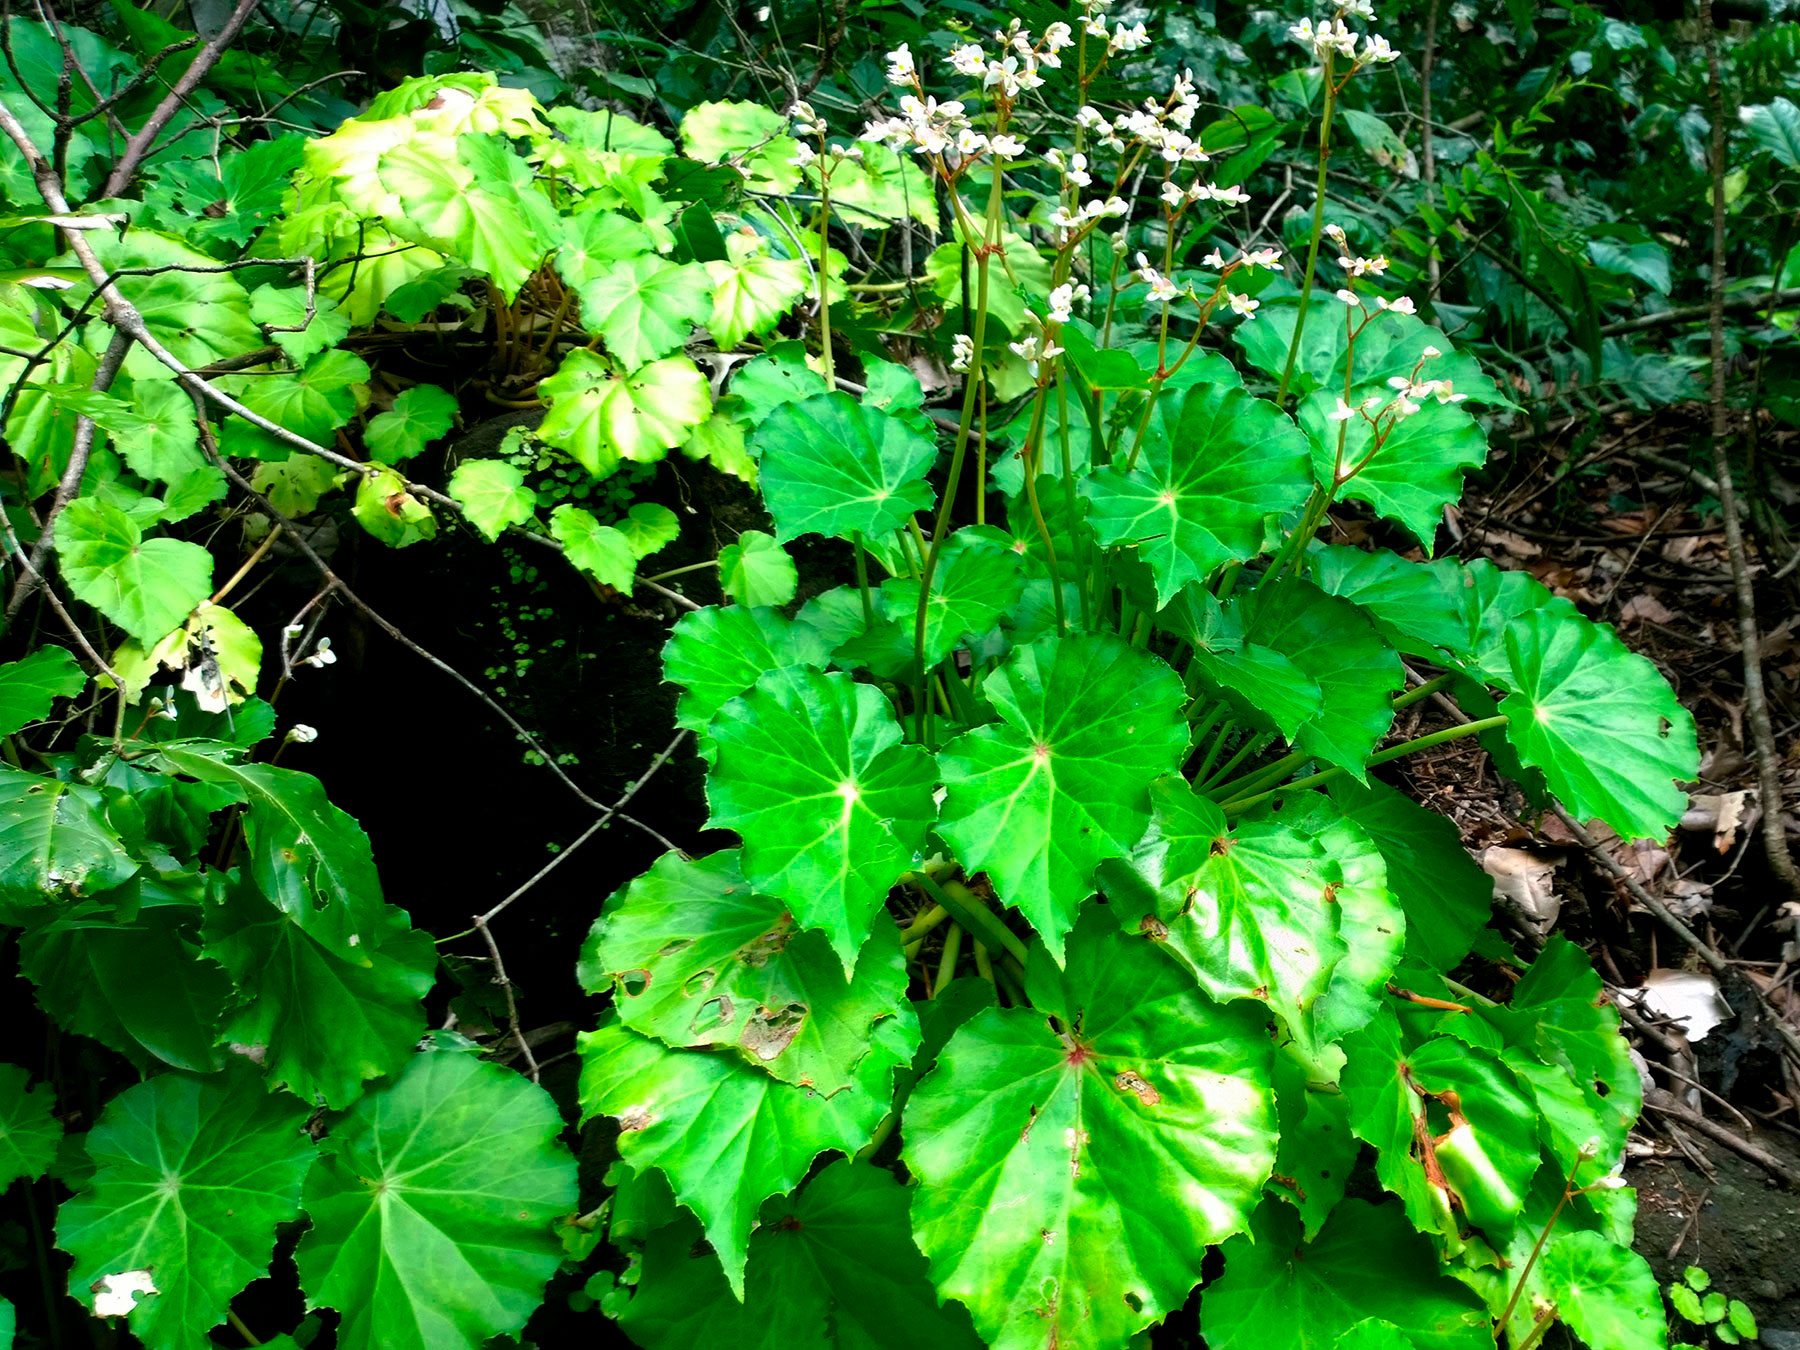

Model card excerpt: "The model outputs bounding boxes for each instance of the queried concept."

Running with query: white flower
[956,128,990,157]
[1360,33,1398,62]
[1064,152,1092,188]
[950,333,975,372]
[1047,282,1089,323]
[1341,0,1377,19]
[1324,222,1348,246]
[1391,394,1421,417]
[286,723,319,744]
[950,43,987,76]
[1421,344,1443,359]
[1593,1163,1628,1190]
[1045,21,1074,49]
[1084,16,1108,37]
[788,100,817,122]
[886,43,916,84]
[1228,291,1260,319]
[755,5,769,18]
[1075,105,1106,129]
[1336,288,1361,306]
[1327,398,1357,422]
[788,143,817,167]
[1244,247,1282,268]
[1108,20,1149,51]
[990,134,1027,159]
[1289,16,1316,42]
[1161,180,1185,208]
[1190,182,1251,206]
[1387,295,1417,315]
[1202,249,1227,268]
[281,622,304,639]
[304,637,337,668]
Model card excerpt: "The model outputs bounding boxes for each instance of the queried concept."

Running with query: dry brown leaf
[1481,846,1561,932]
[1619,594,1675,626]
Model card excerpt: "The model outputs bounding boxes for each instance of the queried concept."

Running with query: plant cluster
[0,0,1773,1345]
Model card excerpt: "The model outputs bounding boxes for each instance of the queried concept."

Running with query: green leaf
[938,634,1188,963]
[1684,1267,1712,1293]
[1082,384,1313,606]
[250,455,342,516]
[1166,587,1322,741]
[0,1062,60,1189]
[705,245,809,350]
[54,498,213,645]
[1739,98,1800,168]
[155,748,384,957]
[1538,1232,1668,1350]
[754,391,938,544]
[1327,776,1491,970]
[1727,1300,1758,1338]
[1498,610,1698,838]
[620,1161,981,1350]
[538,350,711,479]
[1298,394,1487,551]
[662,606,832,734]
[707,666,936,970]
[551,504,636,589]
[1101,779,1347,1060]
[296,1053,578,1350]
[365,384,458,464]
[448,459,535,540]
[1407,1039,1540,1235]
[578,1013,908,1295]
[903,906,1276,1350]
[873,527,1024,668]
[60,232,261,369]
[203,876,435,1109]
[727,345,828,426]
[219,349,370,456]
[682,413,758,485]
[57,1065,313,1350]
[68,378,212,493]
[1202,1199,1491,1350]
[618,503,680,559]
[578,255,713,368]
[1335,1320,1424,1350]
[19,889,230,1071]
[1238,580,1403,780]
[0,646,86,736]
[1270,1048,1359,1238]
[353,467,438,548]
[376,134,551,299]
[1668,1285,1704,1323]
[680,101,800,193]
[249,284,351,365]
[1704,1292,1730,1323]
[719,530,797,606]
[580,849,919,1094]
[0,768,137,906]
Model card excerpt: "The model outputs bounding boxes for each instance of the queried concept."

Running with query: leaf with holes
[903,905,1276,1350]
[578,1012,909,1295]
[1082,384,1313,606]
[295,1052,577,1350]
[1498,610,1698,839]
[706,666,936,971]
[938,634,1189,964]
[57,1065,313,1350]
[579,849,919,1093]
[538,351,711,479]
[754,392,937,544]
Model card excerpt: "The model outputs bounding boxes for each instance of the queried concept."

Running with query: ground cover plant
[0,0,1796,1347]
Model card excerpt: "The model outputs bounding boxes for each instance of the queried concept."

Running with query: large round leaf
[1300,393,1487,552]
[660,606,832,735]
[0,768,137,912]
[1238,580,1403,780]
[754,391,937,544]
[578,255,713,369]
[538,349,711,479]
[57,1065,314,1350]
[1536,1231,1667,1350]
[579,849,919,1094]
[620,1161,982,1350]
[202,877,434,1109]
[53,499,213,646]
[1201,1198,1491,1350]
[1497,610,1698,839]
[903,906,1276,1350]
[1082,384,1312,607]
[578,1014,909,1295]
[1099,778,1348,1063]
[295,1052,577,1350]
[937,634,1189,964]
[706,666,937,972]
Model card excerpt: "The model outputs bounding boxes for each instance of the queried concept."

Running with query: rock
[1761,1329,1800,1350]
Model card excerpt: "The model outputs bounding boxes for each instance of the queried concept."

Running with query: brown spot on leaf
[1113,1070,1161,1105]
[617,969,652,998]
[736,924,792,968]
[1210,836,1234,857]
[740,1003,806,1060]
[1138,914,1169,940]
[617,1105,656,1132]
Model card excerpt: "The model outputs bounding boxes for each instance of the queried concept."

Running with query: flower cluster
[1288,0,1401,69]
[788,100,864,169]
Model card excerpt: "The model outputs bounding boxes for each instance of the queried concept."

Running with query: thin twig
[473,916,539,1081]
[1645,1088,1800,1188]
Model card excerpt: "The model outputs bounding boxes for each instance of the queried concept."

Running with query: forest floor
[1390,405,1800,1343]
